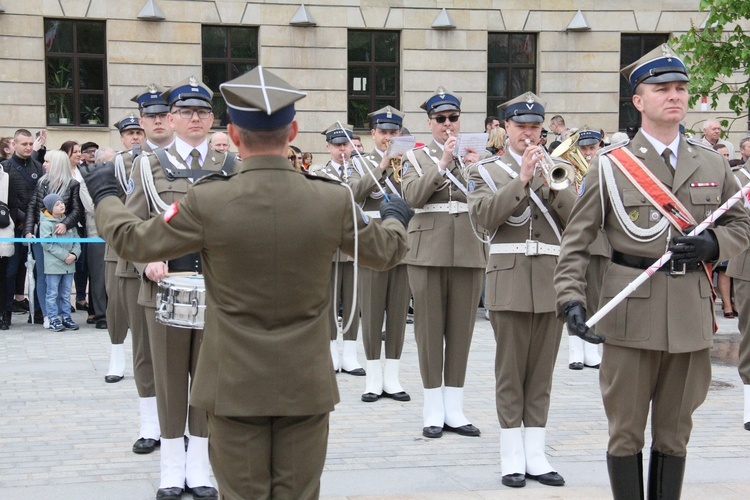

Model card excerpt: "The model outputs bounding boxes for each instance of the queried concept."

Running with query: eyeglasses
[432,114,460,124]
[82,149,97,155]
[142,112,169,121]
[172,109,212,120]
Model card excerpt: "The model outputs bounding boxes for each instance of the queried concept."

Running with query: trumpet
[525,139,575,191]
[383,138,403,183]
[550,132,589,189]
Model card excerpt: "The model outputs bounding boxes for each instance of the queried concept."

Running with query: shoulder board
[686,137,718,153]
[475,155,502,166]
[599,139,629,156]
[194,171,235,185]
[302,172,342,184]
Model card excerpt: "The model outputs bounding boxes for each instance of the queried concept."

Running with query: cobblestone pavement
[0,304,748,499]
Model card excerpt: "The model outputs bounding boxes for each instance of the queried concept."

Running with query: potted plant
[48,60,72,124]
[82,104,102,125]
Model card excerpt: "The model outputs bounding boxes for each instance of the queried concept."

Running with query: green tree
[674,0,750,124]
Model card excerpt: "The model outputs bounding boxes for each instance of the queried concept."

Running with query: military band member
[104,113,146,384]
[555,45,750,499]
[347,106,410,402]
[567,127,606,371]
[125,76,237,499]
[401,87,487,438]
[468,92,573,488]
[82,66,410,500]
[726,162,750,431]
[311,124,365,376]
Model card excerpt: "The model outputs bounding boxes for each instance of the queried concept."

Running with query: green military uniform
[554,43,750,500]
[468,92,572,488]
[92,66,409,500]
[401,87,487,439]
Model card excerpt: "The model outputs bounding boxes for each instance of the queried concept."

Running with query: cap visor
[578,138,600,146]
[376,122,400,130]
[509,114,544,124]
[640,73,689,85]
[329,137,350,145]
[173,98,212,109]
[430,103,460,115]
[141,104,170,114]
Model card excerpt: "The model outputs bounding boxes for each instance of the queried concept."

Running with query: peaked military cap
[621,43,689,91]
[577,127,602,147]
[498,92,546,124]
[162,76,213,109]
[368,106,404,130]
[114,112,143,133]
[220,66,306,130]
[131,83,169,114]
[322,123,354,145]
[420,87,461,115]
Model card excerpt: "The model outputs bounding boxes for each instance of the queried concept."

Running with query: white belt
[363,210,381,219]
[414,202,468,215]
[490,241,560,257]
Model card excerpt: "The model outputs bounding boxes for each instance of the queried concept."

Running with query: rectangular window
[487,33,537,117]
[44,19,107,127]
[619,34,669,131]
[202,25,259,128]
[347,30,400,130]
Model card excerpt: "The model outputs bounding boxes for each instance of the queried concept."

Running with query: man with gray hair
[702,118,735,159]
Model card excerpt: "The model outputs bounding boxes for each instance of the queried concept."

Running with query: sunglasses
[432,114,460,124]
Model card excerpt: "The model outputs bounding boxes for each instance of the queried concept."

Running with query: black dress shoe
[383,391,411,401]
[187,485,218,499]
[104,374,124,383]
[569,362,584,370]
[443,423,480,436]
[501,473,526,487]
[526,471,565,486]
[361,392,381,403]
[341,367,366,376]
[156,487,184,499]
[132,437,160,454]
[422,426,442,438]
[744,421,750,431]
[96,320,108,329]
[584,363,601,369]
[0,320,8,331]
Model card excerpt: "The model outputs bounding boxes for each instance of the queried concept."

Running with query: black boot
[607,451,644,500]
[647,450,685,500]
[3,311,11,326]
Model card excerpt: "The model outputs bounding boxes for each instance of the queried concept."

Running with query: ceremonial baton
[586,181,750,329]
[336,120,392,202]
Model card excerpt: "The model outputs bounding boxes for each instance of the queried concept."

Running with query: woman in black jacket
[24,149,83,328]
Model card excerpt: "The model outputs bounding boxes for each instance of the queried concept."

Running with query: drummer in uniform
[124,76,238,499]
[82,65,410,500]
[555,44,750,498]
[468,92,574,488]
[401,87,487,438]
[311,124,366,376]
[347,106,411,402]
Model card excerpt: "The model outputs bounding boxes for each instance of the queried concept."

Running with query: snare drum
[156,275,206,329]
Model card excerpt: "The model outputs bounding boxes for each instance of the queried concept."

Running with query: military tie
[662,148,674,170]
[189,149,201,178]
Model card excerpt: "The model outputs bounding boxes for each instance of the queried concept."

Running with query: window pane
[620,35,642,66]
[375,98,397,110]
[374,33,398,62]
[348,31,371,62]
[349,67,369,95]
[77,22,105,54]
[619,101,640,130]
[44,19,73,53]
[375,67,396,96]
[79,59,104,90]
[47,92,73,124]
[229,27,258,59]
[47,58,73,89]
[511,69,534,96]
[202,26,227,58]
[488,68,508,99]
[212,96,227,128]
[231,62,256,80]
[203,63,227,92]
[487,100,502,117]
[80,94,105,125]
[488,34,509,64]
[348,99,370,129]
[510,34,535,64]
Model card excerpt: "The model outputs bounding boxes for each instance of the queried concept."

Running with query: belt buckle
[448,200,459,215]
[669,261,686,276]
[525,240,539,256]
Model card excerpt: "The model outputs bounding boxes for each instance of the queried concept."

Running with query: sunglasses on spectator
[432,114,460,124]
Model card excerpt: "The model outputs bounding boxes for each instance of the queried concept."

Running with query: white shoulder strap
[140,154,171,214]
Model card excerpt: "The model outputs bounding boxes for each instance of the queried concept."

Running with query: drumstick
[164,271,199,277]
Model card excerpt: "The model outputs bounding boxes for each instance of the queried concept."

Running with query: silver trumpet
[525,139,575,191]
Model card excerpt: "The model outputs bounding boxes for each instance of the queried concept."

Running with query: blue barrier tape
[0,237,105,243]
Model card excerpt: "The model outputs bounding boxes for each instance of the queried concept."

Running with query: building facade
[0,1,745,156]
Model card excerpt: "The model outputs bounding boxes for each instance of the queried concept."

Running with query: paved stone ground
[0,302,748,499]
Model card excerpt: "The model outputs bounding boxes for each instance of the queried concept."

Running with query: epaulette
[686,137,719,154]
[598,138,629,156]
[194,171,236,186]
[475,155,502,166]
[303,172,342,184]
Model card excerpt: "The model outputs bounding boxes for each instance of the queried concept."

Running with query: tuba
[526,139,576,191]
[551,132,589,189]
